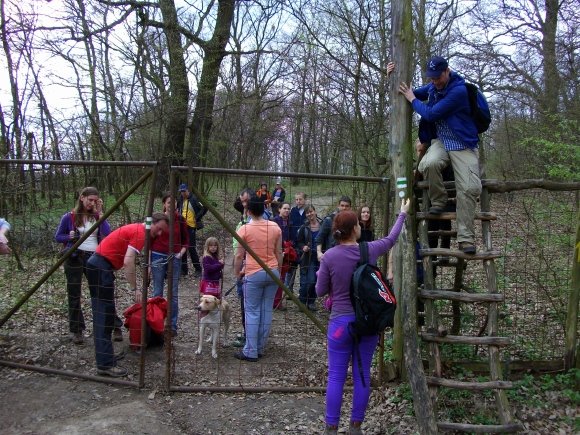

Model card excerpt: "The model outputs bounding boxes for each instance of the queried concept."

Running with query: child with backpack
[200,237,224,298]
[315,199,410,435]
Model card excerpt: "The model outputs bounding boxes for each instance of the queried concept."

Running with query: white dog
[195,295,231,359]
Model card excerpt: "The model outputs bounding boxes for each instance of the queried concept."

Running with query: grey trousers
[418,139,482,244]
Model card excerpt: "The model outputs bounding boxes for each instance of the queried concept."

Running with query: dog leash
[223,282,238,297]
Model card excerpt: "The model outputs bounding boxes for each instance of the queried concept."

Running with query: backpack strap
[347,323,368,388]
[358,241,369,266]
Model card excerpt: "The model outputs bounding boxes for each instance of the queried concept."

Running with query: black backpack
[465,82,492,134]
[350,242,397,337]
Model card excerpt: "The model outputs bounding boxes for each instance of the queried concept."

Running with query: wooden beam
[419,248,502,260]
[421,333,511,346]
[416,178,580,192]
[426,376,513,390]
[419,289,504,303]
[437,422,523,433]
[417,211,497,221]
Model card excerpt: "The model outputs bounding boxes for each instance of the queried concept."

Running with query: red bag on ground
[123,296,167,350]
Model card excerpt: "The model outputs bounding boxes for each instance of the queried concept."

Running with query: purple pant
[325,314,378,426]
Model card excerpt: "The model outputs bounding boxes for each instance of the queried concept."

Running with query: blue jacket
[412,72,479,149]
[288,207,305,243]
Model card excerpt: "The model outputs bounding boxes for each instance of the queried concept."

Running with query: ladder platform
[417,211,497,221]
[419,289,504,303]
[426,376,513,390]
[419,247,502,260]
[420,333,511,346]
[437,422,523,433]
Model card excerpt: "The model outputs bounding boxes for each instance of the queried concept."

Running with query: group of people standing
[54,183,207,377]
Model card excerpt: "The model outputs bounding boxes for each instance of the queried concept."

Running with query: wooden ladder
[416,181,523,433]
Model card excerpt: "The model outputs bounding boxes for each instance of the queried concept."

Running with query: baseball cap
[178,183,188,192]
[425,56,448,78]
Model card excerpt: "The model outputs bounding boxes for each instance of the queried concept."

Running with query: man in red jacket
[86,213,169,377]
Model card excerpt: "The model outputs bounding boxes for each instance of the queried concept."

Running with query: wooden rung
[416,180,458,190]
[427,230,457,237]
[426,376,513,390]
[437,422,523,433]
[419,248,502,260]
[417,211,497,221]
[419,290,504,303]
[421,333,511,346]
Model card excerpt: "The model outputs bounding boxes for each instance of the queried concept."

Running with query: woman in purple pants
[315,199,410,434]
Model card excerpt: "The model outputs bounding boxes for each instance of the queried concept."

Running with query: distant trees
[0,0,577,182]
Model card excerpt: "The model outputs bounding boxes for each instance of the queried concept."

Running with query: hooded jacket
[412,71,479,149]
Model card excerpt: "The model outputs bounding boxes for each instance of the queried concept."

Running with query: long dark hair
[73,186,100,227]
[358,206,372,230]
[161,192,176,213]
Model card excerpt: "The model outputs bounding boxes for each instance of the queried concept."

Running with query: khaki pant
[418,139,482,244]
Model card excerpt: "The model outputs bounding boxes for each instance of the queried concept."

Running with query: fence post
[564,206,579,370]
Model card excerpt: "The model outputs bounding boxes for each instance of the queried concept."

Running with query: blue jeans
[284,265,297,290]
[299,260,319,305]
[325,314,378,426]
[150,252,180,331]
[86,254,117,370]
[242,269,279,359]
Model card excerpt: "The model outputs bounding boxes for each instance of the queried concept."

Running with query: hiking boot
[113,328,123,342]
[324,425,338,435]
[233,351,258,362]
[171,329,178,338]
[349,421,364,435]
[429,205,445,215]
[307,303,318,312]
[71,332,85,345]
[97,365,128,378]
[459,242,476,254]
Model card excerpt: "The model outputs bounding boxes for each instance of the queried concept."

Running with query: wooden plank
[415,178,580,192]
[422,359,564,373]
[426,376,513,390]
[417,211,497,221]
[419,289,504,303]
[420,333,511,346]
[428,230,457,237]
[437,422,523,433]
[419,248,502,260]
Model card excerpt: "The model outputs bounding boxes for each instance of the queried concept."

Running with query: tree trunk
[540,0,560,117]
[187,0,235,175]
[158,0,190,191]
[391,0,438,432]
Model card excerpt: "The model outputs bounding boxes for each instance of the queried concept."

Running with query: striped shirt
[436,119,468,151]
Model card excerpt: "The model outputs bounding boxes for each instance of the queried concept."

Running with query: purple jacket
[202,254,224,282]
[54,211,111,249]
[315,212,407,319]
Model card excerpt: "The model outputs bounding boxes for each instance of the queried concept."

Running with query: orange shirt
[236,219,281,276]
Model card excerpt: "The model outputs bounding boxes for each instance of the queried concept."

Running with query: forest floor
[0,363,577,434]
